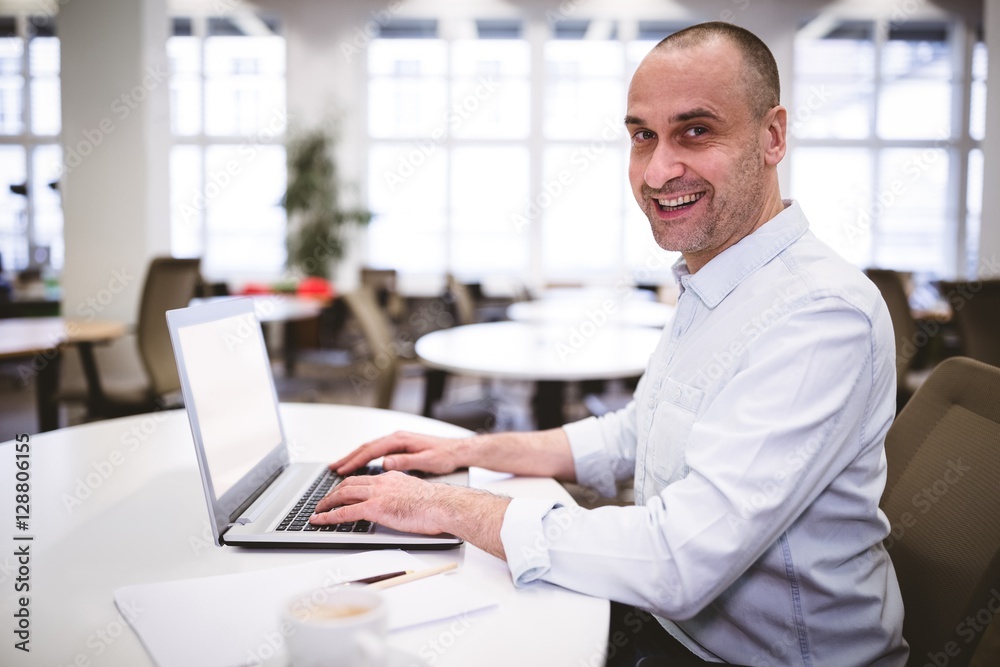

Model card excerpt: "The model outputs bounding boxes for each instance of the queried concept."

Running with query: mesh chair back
[939,280,1000,368]
[866,268,918,388]
[881,357,1000,666]
[137,257,203,397]
[341,288,399,410]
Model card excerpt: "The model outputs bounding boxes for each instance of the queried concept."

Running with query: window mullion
[952,20,975,278]
[526,17,546,292]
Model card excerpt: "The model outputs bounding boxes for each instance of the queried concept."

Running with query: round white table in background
[0,404,608,667]
[416,321,662,428]
[191,294,329,376]
[507,298,674,329]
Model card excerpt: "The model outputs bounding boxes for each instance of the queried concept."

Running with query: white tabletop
[0,404,607,666]
[191,294,326,323]
[416,321,662,382]
[508,298,675,328]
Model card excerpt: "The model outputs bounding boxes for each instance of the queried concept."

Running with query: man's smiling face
[626,38,783,272]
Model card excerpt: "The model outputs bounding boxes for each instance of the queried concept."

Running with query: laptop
[166,297,466,549]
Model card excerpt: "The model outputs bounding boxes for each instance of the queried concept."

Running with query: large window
[168,15,287,280]
[790,19,985,282]
[365,19,680,288]
[0,16,62,273]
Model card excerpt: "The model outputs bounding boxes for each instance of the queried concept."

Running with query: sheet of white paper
[113,551,496,667]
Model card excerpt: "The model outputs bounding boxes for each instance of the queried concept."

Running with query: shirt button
[674,387,682,399]
[648,397,656,409]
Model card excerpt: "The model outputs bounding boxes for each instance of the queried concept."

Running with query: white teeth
[657,192,704,208]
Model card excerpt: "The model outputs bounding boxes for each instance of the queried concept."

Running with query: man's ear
[761,105,787,166]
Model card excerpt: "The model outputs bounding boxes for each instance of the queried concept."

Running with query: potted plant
[283,124,371,282]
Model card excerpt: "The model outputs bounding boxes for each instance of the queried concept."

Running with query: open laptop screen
[175,311,283,497]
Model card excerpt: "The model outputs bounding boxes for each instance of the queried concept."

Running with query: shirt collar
[671,199,808,308]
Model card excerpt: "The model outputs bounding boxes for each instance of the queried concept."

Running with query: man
[312,22,908,666]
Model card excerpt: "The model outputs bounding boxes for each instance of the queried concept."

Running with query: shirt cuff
[500,497,565,587]
[563,417,618,498]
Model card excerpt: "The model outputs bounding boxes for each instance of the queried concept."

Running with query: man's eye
[686,126,708,137]
[631,130,655,144]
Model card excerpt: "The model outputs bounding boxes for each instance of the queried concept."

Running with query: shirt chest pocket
[646,378,705,487]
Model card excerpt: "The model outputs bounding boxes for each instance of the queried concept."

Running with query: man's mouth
[655,191,705,212]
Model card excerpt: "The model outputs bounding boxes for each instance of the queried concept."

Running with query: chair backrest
[866,268,918,388]
[360,267,404,321]
[341,287,399,410]
[880,356,1000,666]
[445,273,477,326]
[939,280,1000,368]
[136,257,203,397]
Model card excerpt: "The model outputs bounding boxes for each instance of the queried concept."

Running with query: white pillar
[980,0,1000,277]
[59,0,171,324]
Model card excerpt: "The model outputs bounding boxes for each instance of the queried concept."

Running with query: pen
[350,570,412,585]
[367,562,459,590]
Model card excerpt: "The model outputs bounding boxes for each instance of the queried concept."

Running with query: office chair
[939,279,1000,368]
[340,287,400,411]
[360,267,405,323]
[880,356,1000,666]
[62,257,203,420]
[444,273,477,326]
[343,287,499,430]
[865,268,935,407]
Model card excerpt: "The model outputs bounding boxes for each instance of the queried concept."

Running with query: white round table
[416,321,661,428]
[507,298,674,329]
[191,294,329,376]
[0,404,608,666]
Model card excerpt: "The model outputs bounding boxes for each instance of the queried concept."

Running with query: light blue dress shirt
[500,201,908,666]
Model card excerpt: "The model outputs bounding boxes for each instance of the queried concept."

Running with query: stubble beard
[643,143,766,256]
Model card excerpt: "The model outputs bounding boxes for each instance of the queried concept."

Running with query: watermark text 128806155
[14,434,30,531]
[13,433,32,653]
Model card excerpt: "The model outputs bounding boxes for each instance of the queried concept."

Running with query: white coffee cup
[281,585,387,667]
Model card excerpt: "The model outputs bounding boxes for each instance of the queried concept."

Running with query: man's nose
[644,143,685,189]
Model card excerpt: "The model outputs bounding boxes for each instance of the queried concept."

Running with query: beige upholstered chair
[939,279,1000,368]
[62,256,203,420]
[880,356,1000,666]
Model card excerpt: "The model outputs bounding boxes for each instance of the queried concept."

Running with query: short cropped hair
[654,22,780,120]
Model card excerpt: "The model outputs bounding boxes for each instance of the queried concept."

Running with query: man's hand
[329,431,470,476]
[310,472,510,559]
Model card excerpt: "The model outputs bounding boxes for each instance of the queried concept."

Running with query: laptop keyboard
[275,466,383,534]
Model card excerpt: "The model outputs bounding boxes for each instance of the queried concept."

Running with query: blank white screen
[177,312,282,498]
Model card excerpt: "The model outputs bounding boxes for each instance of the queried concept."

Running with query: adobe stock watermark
[876,0,930,41]
[56,601,143,667]
[56,64,169,179]
[543,0,587,25]
[789,84,832,136]
[176,108,291,227]
[340,0,404,62]
[882,458,971,551]
[921,588,1000,667]
[844,128,949,246]
[718,0,751,23]
[692,283,803,391]
[511,117,625,234]
[383,77,501,193]
[17,267,136,385]
[60,407,173,513]
[724,430,824,535]
[25,0,68,28]
[553,250,673,362]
